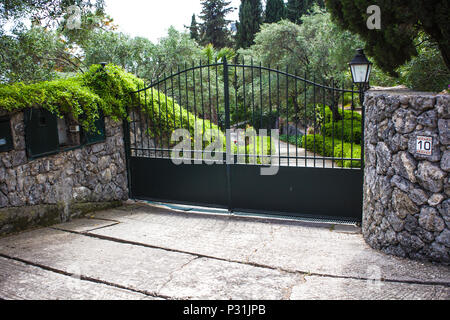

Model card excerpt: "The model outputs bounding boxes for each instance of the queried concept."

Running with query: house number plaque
[416,136,433,156]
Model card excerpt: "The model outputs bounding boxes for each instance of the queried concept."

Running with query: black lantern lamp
[349,49,372,86]
[349,49,372,170]
[349,48,373,106]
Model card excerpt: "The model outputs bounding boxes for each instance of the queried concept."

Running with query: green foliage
[0,64,222,144]
[250,110,278,131]
[238,7,370,122]
[236,0,263,49]
[83,27,203,83]
[0,1,112,83]
[265,0,286,23]
[280,106,363,168]
[189,14,200,42]
[202,43,236,62]
[279,134,303,146]
[0,75,103,131]
[326,0,450,75]
[199,0,234,48]
[320,107,362,125]
[322,120,362,145]
[301,134,361,168]
[0,27,71,83]
[398,39,450,92]
[286,0,324,24]
[0,0,105,32]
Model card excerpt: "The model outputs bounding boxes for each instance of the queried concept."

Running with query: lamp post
[349,49,373,106]
[349,48,372,171]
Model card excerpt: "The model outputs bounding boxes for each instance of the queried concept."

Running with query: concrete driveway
[0,202,449,300]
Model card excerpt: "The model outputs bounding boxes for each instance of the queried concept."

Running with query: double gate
[124,58,364,222]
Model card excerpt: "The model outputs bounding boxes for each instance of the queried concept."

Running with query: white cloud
[104,0,241,43]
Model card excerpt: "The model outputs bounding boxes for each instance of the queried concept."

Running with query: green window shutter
[81,114,106,145]
[0,116,13,153]
[24,108,59,159]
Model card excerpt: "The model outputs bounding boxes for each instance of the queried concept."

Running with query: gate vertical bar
[123,105,132,199]
[223,57,233,212]
[360,87,366,170]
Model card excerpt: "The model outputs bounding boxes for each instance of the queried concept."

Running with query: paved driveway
[0,202,449,300]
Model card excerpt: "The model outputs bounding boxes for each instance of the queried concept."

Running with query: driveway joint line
[48,227,450,287]
[79,222,121,233]
[0,253,172,300]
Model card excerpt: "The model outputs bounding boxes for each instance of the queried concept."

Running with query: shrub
[301,134,362,168]
[322,119,362,145]
[320,107,362,124]
[280,134,303,146]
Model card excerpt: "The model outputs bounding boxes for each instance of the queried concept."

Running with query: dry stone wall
[363,90,449,264]
[0,112,128,234]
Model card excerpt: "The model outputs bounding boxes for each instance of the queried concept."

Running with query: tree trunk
[329,104,343,122]
[437,42,450,73]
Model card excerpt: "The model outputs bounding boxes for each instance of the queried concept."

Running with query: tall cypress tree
[286,0,307,24]
[189,14,200,41]
[199,0,235,48]
[265,0,286,23]
[236,0,263,48]
[286,0,325,24]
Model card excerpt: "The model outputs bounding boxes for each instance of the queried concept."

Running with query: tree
[189,14,200,42]
[0,0,110,83]
[0,0,105,32]
[236,0,263,48]
[199,0,235,48]
[239,7,365,121]
[326,0,450,75]
[82,27,203,82]
[398,36,450,92]
[286,0,324,24]
[0,27,73,83]
[264,0,285,23]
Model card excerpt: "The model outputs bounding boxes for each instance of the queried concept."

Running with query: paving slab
[0,257,149,300]
[0,204,449,300]
[290,275,450,300]
[0,228,195,297]
[53,218,119,233]
[87,204,450,285]
[159,257,301,300]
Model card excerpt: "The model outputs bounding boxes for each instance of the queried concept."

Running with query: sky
[104,0,242,43]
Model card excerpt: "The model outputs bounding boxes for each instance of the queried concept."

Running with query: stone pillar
[363,89,449,264]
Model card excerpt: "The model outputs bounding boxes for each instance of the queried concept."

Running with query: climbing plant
[0,64,224,146]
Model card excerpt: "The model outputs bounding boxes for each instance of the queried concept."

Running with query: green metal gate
[124,58,363,222]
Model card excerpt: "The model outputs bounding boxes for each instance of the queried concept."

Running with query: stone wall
[0,111,128,235]
[363,89,449,264]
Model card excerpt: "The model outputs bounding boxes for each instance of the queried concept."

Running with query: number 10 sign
[416,136,433,156]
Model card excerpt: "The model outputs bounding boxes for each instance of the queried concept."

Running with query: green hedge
[279,134,303,146]
[301,134,361,168]
[320,107,362,125]
[322,120,362,145]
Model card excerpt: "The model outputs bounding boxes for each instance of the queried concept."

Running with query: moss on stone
[0,201,123,237]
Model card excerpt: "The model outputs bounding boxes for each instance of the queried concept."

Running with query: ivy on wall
[0,64,225,145]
